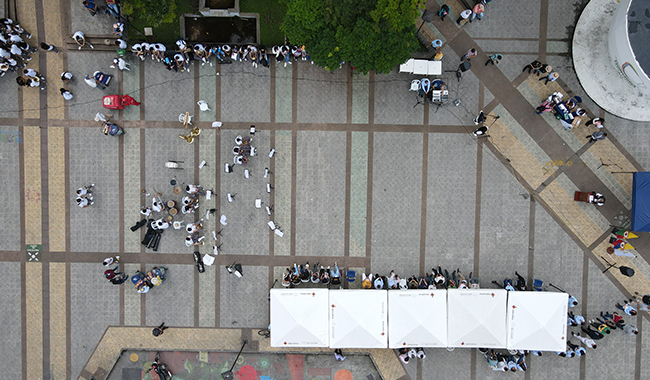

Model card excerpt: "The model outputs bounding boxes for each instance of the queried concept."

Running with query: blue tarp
[632,172,650,231]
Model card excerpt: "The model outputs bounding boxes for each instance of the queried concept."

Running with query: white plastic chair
[179,113,193,125]
[197,100,210,112]
[275,229,284,237]
[202,254,215,266]
[244,169,250,179]
[255,199,262,208]
[220,215,227,225]
[410,79,421,92]
[267,221,276,230]
[212,121,222,128]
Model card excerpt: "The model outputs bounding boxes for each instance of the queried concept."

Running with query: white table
[427,61,442,75]
[399,59,415,73]
[400,59,442,76]
[413,60,428,75]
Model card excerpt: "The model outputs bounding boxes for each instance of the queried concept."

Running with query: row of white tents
[270,289,568,351]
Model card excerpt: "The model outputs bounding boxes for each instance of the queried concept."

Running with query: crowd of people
[126,38,311,73]
[281,262,344,287]
[0,18,51,89]
[75,184,95,208]
[363,267,479,290]
[129,184,212,252]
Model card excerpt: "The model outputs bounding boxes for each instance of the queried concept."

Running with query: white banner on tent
[388,290,447,348]
[270,289,329,347]
[506,292,568,351]
[329,290,388,348]
[447,289,508,348]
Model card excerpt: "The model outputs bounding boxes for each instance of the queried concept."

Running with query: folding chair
[346,270,356,283]
[410,79,421,92]
[532,279,544,291]
[165,161,184,169]
[197,100,210,111]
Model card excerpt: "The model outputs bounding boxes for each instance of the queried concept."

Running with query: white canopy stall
[506,292,568,351]
[388,290,447,348]
[329,290,388,348]
[447,289,508,348]
[269,288,329,347]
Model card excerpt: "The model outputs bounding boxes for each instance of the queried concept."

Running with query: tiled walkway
[2,0,650,380]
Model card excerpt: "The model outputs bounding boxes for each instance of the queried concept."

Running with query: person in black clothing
[152,322,169,337]
[581,325,604,340]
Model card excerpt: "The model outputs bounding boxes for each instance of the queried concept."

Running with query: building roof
[628,0,650,76]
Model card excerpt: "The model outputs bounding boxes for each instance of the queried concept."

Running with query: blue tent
[632,172,650,231]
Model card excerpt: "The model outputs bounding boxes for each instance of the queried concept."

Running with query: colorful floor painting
[108,350,381,380]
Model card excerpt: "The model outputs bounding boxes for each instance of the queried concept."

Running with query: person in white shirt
[60,88,73,100]
[456,9,472,24]
[114,38,127,50]
[571,332,597,349]
[72,31,93,50]
[111,57,130,71]
[61,71,73,82]
[84,75,97,88]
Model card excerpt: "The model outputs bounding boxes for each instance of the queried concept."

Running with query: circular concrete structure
[573,0,650,121]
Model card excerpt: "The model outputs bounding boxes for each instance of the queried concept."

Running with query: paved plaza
[2,0,650,379]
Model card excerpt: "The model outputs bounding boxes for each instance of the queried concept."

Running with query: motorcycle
[194,251,205,273]
[102,121,124,136]
[148,352,172,380]
[131,267,166,293]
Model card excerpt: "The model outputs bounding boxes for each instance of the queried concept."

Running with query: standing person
[586,131,608,143]
[571,332,597,348]
[334,349,346,361]
[616,301,637,316]
[585,117,605,128]
[60,88,73,100]
[109,273,128,284]
[485,53,502,66]
[539,71,559,85]
[72,31,93,50]
[456,8,472,25]
[438,4,450,21]
[471,3,485,21]
[61,71,73,83]
[40,42,58,53]
[461,48,477,61]
[567,341,586,356]
[152,322,169,337]
[104,266,122,280]
[106,0,120,18]
[523,60,543,74]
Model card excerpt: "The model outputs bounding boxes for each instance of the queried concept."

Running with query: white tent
[269,288,329,347]
[388,290,447,348]
[506,292,568,351]
[329,290,388,348]
[447,289,507,348]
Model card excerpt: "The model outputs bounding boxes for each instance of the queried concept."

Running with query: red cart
[102,95,141,110]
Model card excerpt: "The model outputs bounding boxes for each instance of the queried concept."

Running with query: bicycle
[257,328,270,339]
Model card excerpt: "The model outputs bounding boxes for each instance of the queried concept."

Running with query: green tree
[121,0,184,27]
[281,0,424,73]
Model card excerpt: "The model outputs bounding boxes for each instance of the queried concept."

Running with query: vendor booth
[329,290,388,348]
[632,172,650,232]
[447,289,507,348]
[506,292,568,351]
[388,290,447,348]
[269,289,329,347]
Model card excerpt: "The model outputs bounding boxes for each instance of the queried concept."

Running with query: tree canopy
[281,0,424,74]
[121,0,183,27]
